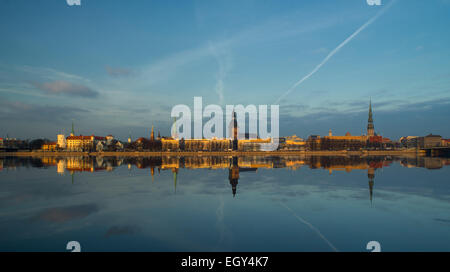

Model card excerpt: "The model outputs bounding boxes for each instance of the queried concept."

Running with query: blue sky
[0,0,449,140]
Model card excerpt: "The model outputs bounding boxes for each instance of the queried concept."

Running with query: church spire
[71,120,75,136]
[367,99,375,136]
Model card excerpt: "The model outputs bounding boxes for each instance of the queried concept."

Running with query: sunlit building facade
[66,135,106,151]
[57,134,66,149]
[42,142,57,151]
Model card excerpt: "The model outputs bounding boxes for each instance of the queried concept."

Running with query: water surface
[0,155,449,252]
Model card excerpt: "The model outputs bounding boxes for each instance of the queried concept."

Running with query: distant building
[306,135,322,150]
[238,138,271,151]
[368,135,383,144]
[105,135,114,145]
[57,134,66,149]
[184,139,212,151]
[42,142,57,151]
[150,125,154,141]
[279,135,306,151]
[66,135,105,151]
[442,139,450,147]
[305,101,388,151]
[115,140,124,150]
[418,134,442,148]
[96,141,106,152]
[399,136,418,148]
[230,111,238,151]
[321,132,367,151]
[3,137,25,149]
[161,138,179,151]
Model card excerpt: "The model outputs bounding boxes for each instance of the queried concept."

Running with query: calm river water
[0,155,449,252]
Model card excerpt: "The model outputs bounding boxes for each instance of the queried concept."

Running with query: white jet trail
[280,202,338,252]
[209,41,231,106]
[275,0,396,104]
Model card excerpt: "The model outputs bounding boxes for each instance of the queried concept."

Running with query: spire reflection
[2,155,449,202]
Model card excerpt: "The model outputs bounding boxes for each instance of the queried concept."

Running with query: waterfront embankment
[0,149,425,157]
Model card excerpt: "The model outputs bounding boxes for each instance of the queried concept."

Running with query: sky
[0,0,449,141]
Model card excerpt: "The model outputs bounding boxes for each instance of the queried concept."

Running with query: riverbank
[0,149,425,157]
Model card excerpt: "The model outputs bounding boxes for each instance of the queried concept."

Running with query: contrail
[280,202,338,252]
[209,42,231,106]
[275,0,397,104]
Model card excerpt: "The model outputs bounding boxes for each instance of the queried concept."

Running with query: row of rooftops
[65,134,114,141]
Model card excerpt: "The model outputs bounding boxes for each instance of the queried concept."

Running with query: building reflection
[229,157,239,197]
[368,167,375,205]
[1,155,449,201]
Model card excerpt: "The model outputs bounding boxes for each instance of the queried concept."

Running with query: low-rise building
[238,138,271,151]
[66,135,105,151]
[106,135,114,145]
[42,142,57,151]
[161,138,179,151]
[306,135,322,150]
[418,134,442,148]
[321,132,367,151]
[399,136,419,148]
[278,135,306,151]
[57,134,66,149]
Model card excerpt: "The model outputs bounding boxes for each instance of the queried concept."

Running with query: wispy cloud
[31,80,99,98]
[0,100,88,122]
[102,8,347,105]
[18,65,89,83]
[209,42,232,105]
[105,65,133,78]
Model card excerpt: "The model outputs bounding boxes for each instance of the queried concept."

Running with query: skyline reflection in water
[0,155,449,252]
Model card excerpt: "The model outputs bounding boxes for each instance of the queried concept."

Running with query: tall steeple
[150,125,154,141]
[230,111,239,150]
[367,99,374,136]
[232,111,238,140]
[71,120,75,136]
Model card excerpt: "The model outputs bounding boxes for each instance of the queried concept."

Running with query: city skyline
[1,100,447,145]
[1,0,450,140]
[2,0,450,256]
